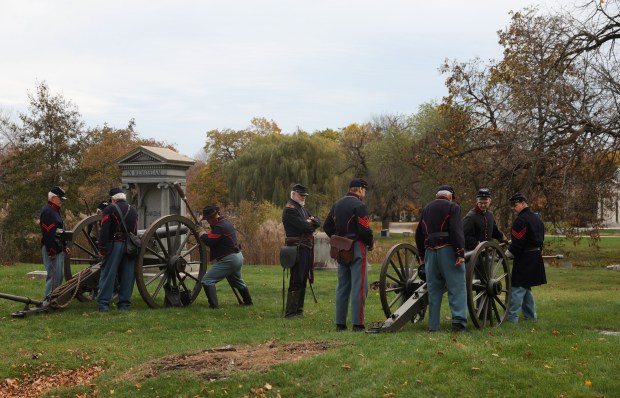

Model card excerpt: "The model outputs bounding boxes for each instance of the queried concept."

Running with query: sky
[0,0,566,159]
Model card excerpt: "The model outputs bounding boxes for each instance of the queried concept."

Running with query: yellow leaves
[551,330,561,335]
[341,363,352,370]
[544,364,553,369]
[585,380,592,387]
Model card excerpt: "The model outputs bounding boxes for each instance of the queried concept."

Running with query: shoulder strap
[112,203,130,234]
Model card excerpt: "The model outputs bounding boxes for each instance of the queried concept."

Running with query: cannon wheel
[379,243,425,320]
[466,240,512,329]
[64,214,103,302]
[135,214,208,308]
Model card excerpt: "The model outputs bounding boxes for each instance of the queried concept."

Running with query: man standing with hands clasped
[415,184,468,333]
[505,193,546,323]
[282,183,321,318]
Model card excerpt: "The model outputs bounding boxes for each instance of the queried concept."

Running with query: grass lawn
[0,242,619,397]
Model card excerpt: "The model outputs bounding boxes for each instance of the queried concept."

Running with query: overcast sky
[1,0,566,158]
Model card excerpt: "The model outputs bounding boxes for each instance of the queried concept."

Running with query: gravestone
[115,146,195,229]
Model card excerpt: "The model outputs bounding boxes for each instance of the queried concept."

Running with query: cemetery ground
[0,234,618,398]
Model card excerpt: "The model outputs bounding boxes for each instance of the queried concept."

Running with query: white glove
[504,249,514,259]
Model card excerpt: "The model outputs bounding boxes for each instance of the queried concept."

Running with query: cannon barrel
[0,292,43,306]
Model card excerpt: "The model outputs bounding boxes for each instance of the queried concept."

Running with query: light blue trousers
[335,242,368,327]
[202,252,246,289]
[507,286,537,322]
[98,242,136,311]
[42,246,65,298]
[426,247,467,331]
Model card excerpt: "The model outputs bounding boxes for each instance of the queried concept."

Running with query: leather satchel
[329,235,355,264]
[280,246,298,269]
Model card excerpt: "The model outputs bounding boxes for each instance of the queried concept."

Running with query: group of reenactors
[39,180,546,331]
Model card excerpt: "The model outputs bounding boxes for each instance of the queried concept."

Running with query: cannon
[1,184,209,317]
[367,240,513,332]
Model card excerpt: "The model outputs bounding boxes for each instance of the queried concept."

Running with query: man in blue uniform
[40,186,70,297]
[415,184,468,332]
[97,188,138,311]
[282,183,321,318]
[323,178,374,331]
[199,206,252,308]
[505,193,546,322]
[463,188,507,251]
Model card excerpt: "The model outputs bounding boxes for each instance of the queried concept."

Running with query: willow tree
[225,132,348,215]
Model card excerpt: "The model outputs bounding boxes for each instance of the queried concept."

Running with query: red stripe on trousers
[359,241,366,324]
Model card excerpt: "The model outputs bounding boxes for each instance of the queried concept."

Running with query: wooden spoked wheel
[379,243,425,321]
[135,215,208,308]
[466,241,512,328]
[64,214,103,302]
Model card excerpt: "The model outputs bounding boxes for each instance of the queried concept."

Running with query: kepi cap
[50,186,67,200]
[202,205,219,219]
[109,187,123,197]
[292,183,309,196]
[97,202,109,211]
[437,184,455,194]
[476,188,492,199]
[349,178,368,189]
[509,192,527,203]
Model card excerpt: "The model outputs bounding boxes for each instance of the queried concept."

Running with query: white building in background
[599,169,620,228]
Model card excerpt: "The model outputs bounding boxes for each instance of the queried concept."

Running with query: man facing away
[97,188,138,312]
[415,184,468,332]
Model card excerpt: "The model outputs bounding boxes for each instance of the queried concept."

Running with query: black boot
[285,290,301,318]
[296,288,306,316]
[238,287,253,305]
[203,285,219,309]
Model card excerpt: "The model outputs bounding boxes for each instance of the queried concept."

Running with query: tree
[225,133,347,214]
[365,114,419,228]
[439,6,620,228]
[0,82,91,259]
[78,120,173,211]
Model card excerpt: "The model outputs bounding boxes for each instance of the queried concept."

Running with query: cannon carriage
[1,186,210,317]
[368,240,512,332]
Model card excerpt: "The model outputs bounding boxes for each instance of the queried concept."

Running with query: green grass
[1,256,619,398]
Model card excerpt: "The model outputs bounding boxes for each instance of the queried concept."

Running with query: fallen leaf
[341,364,351,370]
[544,364,553,369]
[437,351,445,356]
[384,393,396,397]
[525,352,532,357]
[577,371,583,377]
[491,353,499,357]
[264,383,272,390]
[552,330,560,335]
[471,367,480,371]
[457,342,465,348]
[584,380,592,387]
[135,383,143,389]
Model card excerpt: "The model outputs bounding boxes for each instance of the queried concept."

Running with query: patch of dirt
[1,363,104,398]
[120,339,332,382]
